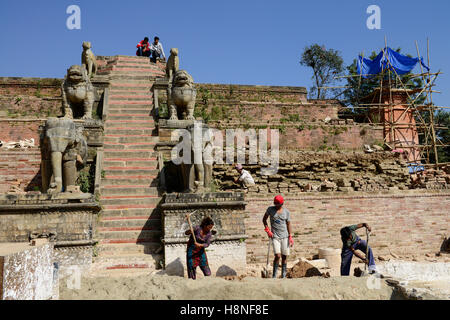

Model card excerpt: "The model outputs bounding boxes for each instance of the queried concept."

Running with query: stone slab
[0,242,54,300]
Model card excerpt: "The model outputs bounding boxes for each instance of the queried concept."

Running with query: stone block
[0,242,55,300]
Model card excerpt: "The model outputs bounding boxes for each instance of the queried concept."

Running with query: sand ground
[59,273,401,300]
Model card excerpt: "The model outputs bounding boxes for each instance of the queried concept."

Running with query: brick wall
[0,148,41,193]
[244,191,450,264]
[192,84,337,124]
[0,77,62,118]
[0,120,44,145]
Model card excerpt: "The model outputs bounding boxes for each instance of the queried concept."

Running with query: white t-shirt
[239,169,255,186]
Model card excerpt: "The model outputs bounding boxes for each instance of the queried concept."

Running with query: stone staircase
[91,56,166,274]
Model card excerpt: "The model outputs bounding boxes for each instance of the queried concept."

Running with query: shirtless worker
[262,195,294,278]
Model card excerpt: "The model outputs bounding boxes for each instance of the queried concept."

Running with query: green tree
[433,110,450,163]
[300,44,344,99]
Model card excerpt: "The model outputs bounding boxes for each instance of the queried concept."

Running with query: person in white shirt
[150,36,166,63]
[234,164,255,189]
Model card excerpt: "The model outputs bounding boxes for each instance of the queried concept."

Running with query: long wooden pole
[186,210,199,246]
[427,38,440,165]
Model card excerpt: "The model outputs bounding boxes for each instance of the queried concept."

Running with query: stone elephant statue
[40,118,88,194]
[180,124,213,193]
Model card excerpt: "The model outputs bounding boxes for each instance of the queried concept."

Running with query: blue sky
[1,0,449,106]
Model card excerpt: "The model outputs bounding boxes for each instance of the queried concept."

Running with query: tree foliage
[300,44,344,99]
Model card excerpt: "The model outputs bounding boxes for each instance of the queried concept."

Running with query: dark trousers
[150,50,161,63]
[137,47,151,57]
[187,266,211,280]
[340,237,376,276]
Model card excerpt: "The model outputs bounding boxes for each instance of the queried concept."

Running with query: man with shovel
[340,223,376,276]
[262,195,294,278]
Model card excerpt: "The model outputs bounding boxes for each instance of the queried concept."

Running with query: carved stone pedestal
[161,192,247,277]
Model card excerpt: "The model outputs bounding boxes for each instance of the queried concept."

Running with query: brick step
[103,149,157,158]
[99,67,159,74]
[102,203,158,212]
[100,195,160,206]
[98,229,161,241]
[114,56,154,63]
[103,158,158,167]
[101,207,161,218]
[94,252,162,264]
[102,179,158,188]
[104,128,156,135]
[94,253,161,263]
[108,75,159,81]
[112,63,157,68]
[104,142,156,150]
[109,98,153,104]
[107,109,151,115]
[109,81,152,88]
[110,67,159,73]
[98,217,161,230]
[109,99,152,105]
[103,162,158,169]
[103,167,158,175]
[104,135,158,143]
[90,255,162,272]
[109,83,152,89]
[101,177,158,186]
[108,100,153,106]
[105,120,155,128]
[109,94,152,100]
[105,114,153,121]
[109,90,151,96]
[100,186,159,196]
[96,242,160,255]
[111,59,152,64]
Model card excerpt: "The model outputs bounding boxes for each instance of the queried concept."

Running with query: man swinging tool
[185,212,215,280]
[340,223,377,276]
[262,195,294,278]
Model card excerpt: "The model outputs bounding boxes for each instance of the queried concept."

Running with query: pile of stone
[213,151,411,193]
[410,166,450,190]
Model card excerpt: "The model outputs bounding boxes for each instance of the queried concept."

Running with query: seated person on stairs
[136,37,151,57]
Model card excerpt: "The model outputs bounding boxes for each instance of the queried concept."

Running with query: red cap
[274,195,284,205]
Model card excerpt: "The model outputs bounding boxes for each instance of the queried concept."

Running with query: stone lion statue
[81,41,97,78]
[168,70,197,120]
[62,65,95,119]
[166,48,179,84]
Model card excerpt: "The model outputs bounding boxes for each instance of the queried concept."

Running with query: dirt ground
[59,274,400,300]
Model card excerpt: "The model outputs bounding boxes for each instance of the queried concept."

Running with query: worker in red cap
[262,195,293,278]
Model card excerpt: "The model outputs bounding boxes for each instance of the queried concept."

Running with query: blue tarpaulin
[408,163,425,174]
[357,47,429,78]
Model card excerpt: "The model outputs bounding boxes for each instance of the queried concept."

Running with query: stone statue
[181,124,213,193]
[165,48,179,85]
[168,70,197,121]
[62,65,95,119]
[81,41,98,79]
[40,118,88,194]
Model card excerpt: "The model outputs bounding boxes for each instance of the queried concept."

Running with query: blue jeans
[340,237,376,276]
[150,50,160,63]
